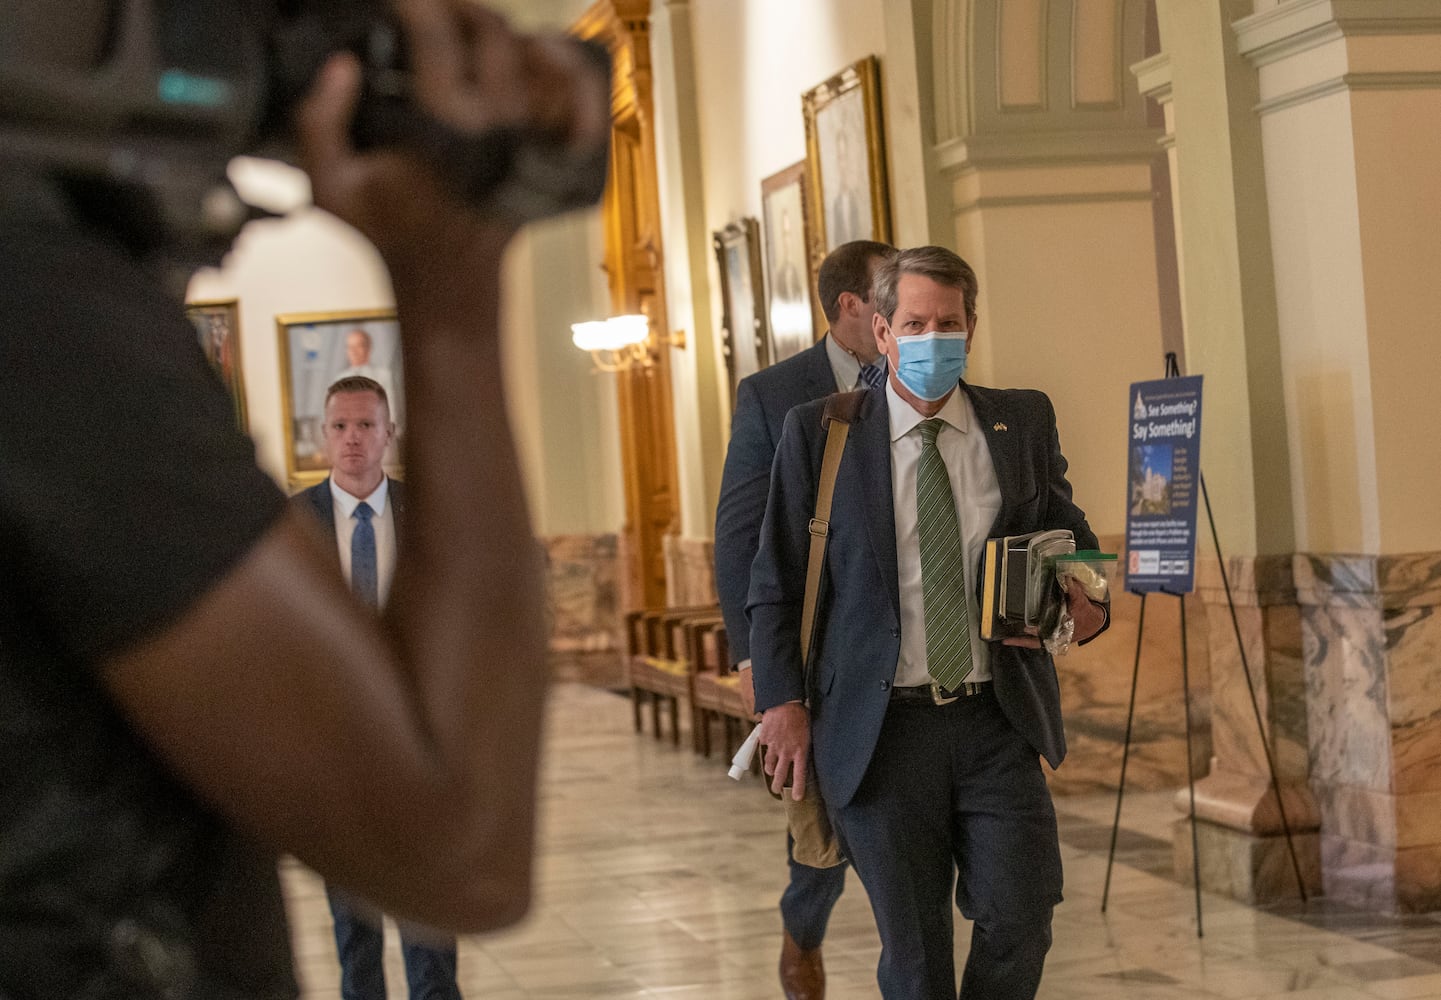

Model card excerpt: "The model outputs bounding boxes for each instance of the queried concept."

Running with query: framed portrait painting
[713,218,769,410]
[185,299,248,431]
[802,56,891,280]
[760,162,817,363]
[276,309,404,488]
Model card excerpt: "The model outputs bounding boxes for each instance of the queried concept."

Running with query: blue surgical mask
[891,330,969,401]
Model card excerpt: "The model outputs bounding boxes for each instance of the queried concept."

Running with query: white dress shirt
[329,477,398,609]
[886,381,1001,687]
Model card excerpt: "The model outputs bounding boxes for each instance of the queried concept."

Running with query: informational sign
[1124,375,1203,594]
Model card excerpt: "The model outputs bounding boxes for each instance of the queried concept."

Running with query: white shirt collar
[329,476,390,518]
[886,379,970,442]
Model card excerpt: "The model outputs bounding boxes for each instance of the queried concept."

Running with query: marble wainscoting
[663,535,717,608]
[1049,534,1213,797]
[544,534,623,654]
[1174,554,1322,905]
[1300,551,1441,913]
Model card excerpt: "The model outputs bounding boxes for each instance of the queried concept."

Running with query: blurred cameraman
[0,1,609,996]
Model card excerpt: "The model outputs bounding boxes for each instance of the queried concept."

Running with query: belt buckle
[930,681,959,706]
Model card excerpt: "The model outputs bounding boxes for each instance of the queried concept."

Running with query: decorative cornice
[951,190,1152,215]
[935,127,1162,174]
[1253,70,1441,114]
[1235,0,1441,68]
[1130,52,1174,105]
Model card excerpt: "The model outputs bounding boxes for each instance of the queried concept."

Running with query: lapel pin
[992,422,1008,432]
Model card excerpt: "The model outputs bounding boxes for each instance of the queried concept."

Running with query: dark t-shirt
[0,191,296,997]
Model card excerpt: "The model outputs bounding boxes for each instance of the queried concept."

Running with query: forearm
[747,603,807,711]
[383,259,548,907]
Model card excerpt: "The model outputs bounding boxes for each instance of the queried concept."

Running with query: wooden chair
[690,624,759,766]
[624,603,719,746]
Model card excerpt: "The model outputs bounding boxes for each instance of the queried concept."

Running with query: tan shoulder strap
[799,391,866,682]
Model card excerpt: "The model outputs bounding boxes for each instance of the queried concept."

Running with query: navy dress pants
[779,832,848,948]
[327,888,461,1000]
[831,689,1063,1000]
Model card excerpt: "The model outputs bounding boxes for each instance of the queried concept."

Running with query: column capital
[1131,52,1174,105]
[1235,0,1441,114]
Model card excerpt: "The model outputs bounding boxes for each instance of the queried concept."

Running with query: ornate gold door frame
[575,0,680,610]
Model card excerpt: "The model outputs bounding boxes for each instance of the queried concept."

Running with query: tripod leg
[1103,593,1147,913]
[1200,475,1309,902]
[1179,594,1203,937]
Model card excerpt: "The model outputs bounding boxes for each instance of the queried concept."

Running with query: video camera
[0,0,611,265]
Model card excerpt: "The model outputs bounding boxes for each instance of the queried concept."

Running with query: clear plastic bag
[1041,552,1117,655]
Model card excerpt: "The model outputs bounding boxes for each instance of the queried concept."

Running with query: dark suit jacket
[747,382,1099,810]
[714,338,840,665]
[293,477,407,546]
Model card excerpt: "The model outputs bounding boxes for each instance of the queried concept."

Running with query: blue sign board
[1124,375,1203,594]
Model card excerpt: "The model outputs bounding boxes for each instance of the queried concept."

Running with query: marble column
[545,534,624,653]
[1299,554,1441,913]
[662,535,716,607]
[1173,554,1322,903]
[1230,0,1441,913]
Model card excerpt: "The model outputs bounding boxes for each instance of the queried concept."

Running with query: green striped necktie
[917,418,973,691]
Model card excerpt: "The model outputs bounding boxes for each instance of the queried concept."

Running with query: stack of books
[979,529,1075,640]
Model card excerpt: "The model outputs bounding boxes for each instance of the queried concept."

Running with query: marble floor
[283,680,1441,999]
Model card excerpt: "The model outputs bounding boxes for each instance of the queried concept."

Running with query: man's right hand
[297,1,609,296]
[760,701,811,801]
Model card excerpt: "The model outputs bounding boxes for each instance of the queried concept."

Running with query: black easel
[1100,353,1308,938]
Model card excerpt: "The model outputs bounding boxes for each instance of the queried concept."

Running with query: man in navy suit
[750,247,1109,999]
[715,239,895,999]
[295,376,462,1000]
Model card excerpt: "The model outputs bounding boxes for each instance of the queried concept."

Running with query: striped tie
[917,419,973,691]
[351,502,378,607]
[857,361,886,391]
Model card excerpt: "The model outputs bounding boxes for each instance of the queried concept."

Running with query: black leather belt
[890,680,991,705]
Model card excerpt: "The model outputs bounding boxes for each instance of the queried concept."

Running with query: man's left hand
[1066,578,1107,643]
[1001,579,1106,649]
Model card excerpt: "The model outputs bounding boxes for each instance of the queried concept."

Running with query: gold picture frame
[276,308,403,490]
[713,217,770,410]
[185,299,248,432]
[802,55,891,335]
[761,161,818,364]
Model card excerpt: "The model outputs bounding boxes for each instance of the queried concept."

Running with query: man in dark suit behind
[294,376,462,1000]
[715,239,895,999]
[749,247,1109,999]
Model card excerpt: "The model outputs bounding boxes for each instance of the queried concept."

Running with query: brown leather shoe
[779,928,825,1000]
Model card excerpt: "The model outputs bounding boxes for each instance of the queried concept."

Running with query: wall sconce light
[571,314,685,373]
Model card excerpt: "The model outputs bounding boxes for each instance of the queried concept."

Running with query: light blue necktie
[351,502,378,607]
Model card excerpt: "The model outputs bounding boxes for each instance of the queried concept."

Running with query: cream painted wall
[1257,91,1378,554]
[1153,0,1291,557]
[1351,88,1441,552]
[502,209,627,537]
[949,180,1161,539]
[652,0,727,547]
[689,0,885,227]
[1234,1,1441,555]
[660,0,892,538]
